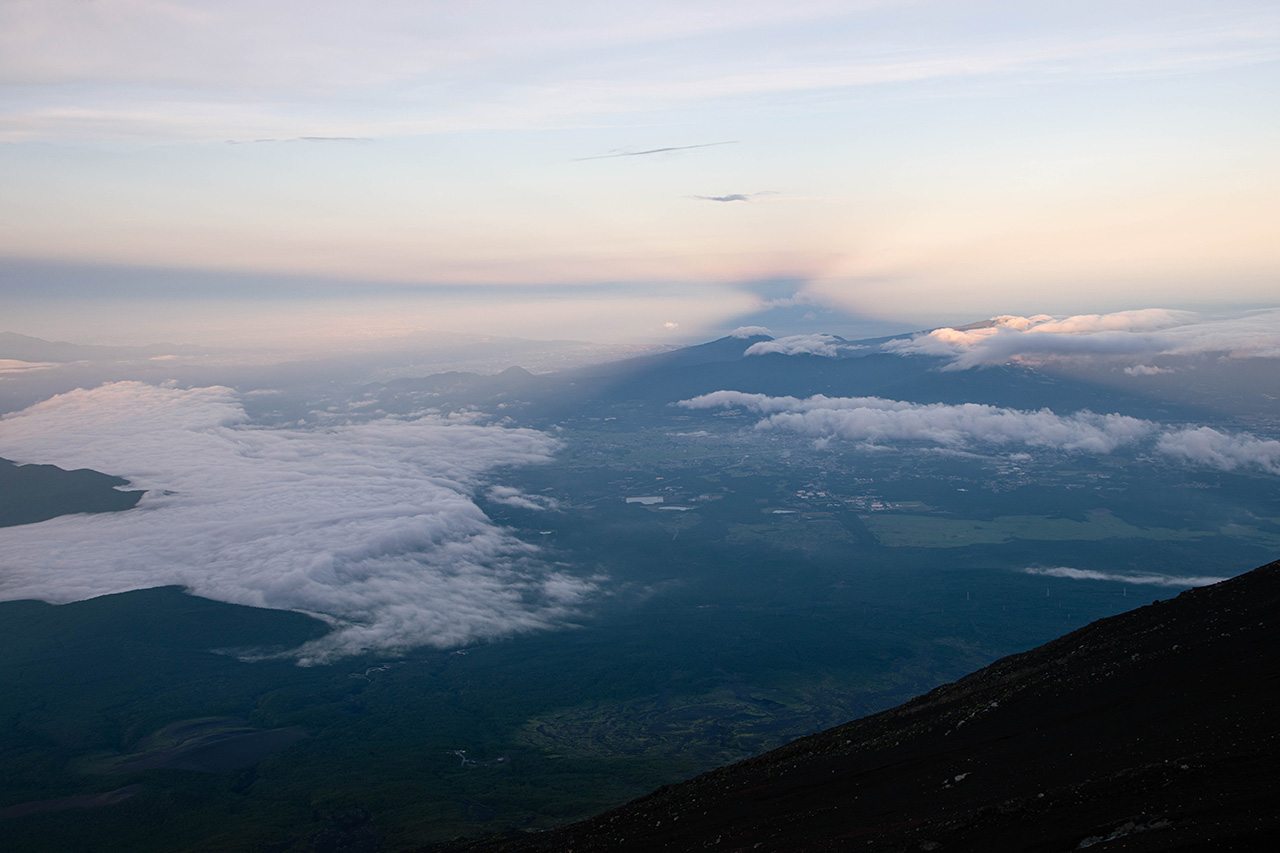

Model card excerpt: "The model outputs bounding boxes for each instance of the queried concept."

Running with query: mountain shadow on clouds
[355,331,1220,427]
[0,457,144,527]
[439,558,1280,852]
[719,285,905,342]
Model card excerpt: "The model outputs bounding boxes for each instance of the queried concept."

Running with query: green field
[862,509,1207,548]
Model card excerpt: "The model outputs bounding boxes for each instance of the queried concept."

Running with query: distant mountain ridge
[352,329,1219,426]
[439,559,1280,852]
[0,458,144,527]
[0,331,206,363]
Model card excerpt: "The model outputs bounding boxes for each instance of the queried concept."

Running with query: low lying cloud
[1123,364,1174,376]
[678,390,1280,474]
[680,391,1155,453]
[486,485,560,511]
[744,334,862,358]
[729,325,772,339]
[883,309,1280,369]
[1156,427,1280,476]
[1023,566,1227,588]
[0,382,593,662]
[0,359,60,375]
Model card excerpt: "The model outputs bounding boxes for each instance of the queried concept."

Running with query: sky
[1,0,1278,346]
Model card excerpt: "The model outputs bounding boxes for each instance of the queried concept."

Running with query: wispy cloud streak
[575,141,738,161]
[5,4,1275,142]
[1023,566,1227,588]
[225,136,372,144]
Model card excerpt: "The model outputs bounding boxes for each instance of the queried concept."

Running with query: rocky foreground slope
[435,560,1279,852]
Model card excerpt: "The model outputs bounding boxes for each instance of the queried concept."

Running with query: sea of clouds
[0,381,592,663]
[679,391,1280,474]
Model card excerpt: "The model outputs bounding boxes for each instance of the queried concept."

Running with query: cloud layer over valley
[679,391,1280,474]
[0,382,590,662]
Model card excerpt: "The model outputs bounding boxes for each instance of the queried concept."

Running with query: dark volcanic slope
[0,457,144,527]
[442,561,1280,852]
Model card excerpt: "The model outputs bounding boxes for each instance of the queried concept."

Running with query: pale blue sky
[1,0,1277,345]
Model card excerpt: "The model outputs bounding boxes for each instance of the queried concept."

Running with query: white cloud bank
[678,391,1280,474]
[882,309,1280,369]
[744,334,863,358]
[680,391,1156,453]
[0,382,591,663]
[1157,427,1280,476]
[1023,566,1227,588]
